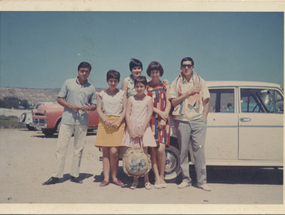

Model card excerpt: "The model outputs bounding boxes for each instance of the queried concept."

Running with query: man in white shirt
[169,57,211,191]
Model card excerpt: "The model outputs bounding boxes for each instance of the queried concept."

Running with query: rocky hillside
[0,87,106,106]
[0,87,61,105]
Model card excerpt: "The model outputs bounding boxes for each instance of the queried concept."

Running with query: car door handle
[240,117,251,122]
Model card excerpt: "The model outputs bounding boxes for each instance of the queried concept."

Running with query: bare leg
[151,147,161,185]
[157,143,166,184]
[143,147,150,183]
[110,147,119,182]
[133,176,139,184]
[102,147,110,182]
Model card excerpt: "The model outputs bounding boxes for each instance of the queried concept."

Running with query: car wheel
[164,145,182,182]
[33,126,40,131]
[56,121,61,133]
[42,129,55,137]
[26,124,34,130]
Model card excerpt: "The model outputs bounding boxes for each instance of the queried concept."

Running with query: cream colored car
[164,81,283,181]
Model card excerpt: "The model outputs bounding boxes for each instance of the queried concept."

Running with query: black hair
[134,76,147,87]
[129,58,143,72]
[180,57,194,66]
[106,70,120,82]
[78,62,92,72]
[146,61,164,77]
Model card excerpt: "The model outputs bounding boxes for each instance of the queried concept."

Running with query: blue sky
[0,12,284,89]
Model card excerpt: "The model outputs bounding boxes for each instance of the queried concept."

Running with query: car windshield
[34,103,42,109]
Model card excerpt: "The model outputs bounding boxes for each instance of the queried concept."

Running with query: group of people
[42,57,211,192]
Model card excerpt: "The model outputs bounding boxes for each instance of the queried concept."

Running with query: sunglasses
[181,64,193,68]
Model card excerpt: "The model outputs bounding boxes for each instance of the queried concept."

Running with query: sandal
[161,182,168,188]
[99,180,109,187]
[130,182,138,190]
[154,183,162,189]
[113,179,123,186]
[145,182,152,190]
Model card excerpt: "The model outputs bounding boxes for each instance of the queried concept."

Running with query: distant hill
[0,87,106,106]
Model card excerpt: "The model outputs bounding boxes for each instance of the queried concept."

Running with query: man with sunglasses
[169,57,211,191]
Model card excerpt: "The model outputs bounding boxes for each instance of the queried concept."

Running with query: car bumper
[33,123,47,130]
[32,117,48,129]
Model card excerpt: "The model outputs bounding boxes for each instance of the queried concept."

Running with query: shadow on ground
[60,173,94,183]
[95,166,283,187]
[93,167,152,189]
[189,166,283,186]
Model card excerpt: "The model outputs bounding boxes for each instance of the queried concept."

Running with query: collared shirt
[124,75,137,98]
[58,78,97,126]
[169,74,210,122]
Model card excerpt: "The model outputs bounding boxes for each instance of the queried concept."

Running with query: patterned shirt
[169,74,209,121]
[124,75,137,98]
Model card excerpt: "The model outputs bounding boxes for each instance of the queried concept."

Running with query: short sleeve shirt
[58,78,97,126]
[124,75,137,98]
[169,74,210,121]
[99,89,125,116]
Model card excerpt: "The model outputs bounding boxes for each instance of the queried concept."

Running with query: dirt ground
[0,128,284,214]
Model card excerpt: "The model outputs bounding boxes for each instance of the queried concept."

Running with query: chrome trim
[239,125,283,128]
[207,125,283,128]
[35,124,47,129]
[207,125,237,128]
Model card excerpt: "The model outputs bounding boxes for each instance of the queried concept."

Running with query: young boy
[42,61,97,185]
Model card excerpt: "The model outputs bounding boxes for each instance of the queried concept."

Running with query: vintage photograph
[0,0,284,214]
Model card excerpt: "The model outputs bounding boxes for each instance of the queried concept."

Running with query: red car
[32,103,99,137]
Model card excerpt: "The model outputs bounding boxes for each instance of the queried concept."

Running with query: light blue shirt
[58,78,97,126]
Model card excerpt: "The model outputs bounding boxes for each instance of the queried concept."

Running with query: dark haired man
[169,57,211,191]
[43,61,97,185]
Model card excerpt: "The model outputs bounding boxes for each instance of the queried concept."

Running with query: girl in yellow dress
[95,70,127,187]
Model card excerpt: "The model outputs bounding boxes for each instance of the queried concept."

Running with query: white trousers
[52,124,88,178]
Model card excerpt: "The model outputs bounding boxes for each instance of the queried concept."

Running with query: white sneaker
[198,183,211,191]
[177,181,191,189]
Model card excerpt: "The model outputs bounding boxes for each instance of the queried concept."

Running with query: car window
[209,89,234,113]
[240,88,283,113]
[275,90,284,113]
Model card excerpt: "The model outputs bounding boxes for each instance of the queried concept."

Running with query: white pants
[52,124,88,178]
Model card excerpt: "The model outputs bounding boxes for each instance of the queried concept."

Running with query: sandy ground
[0,128,284,214]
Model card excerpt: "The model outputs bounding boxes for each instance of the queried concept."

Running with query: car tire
[56,121,61,133]
[164,145,182,183]
[42,129,55,137]
[33,126,40,131]
[26,124,34,131]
